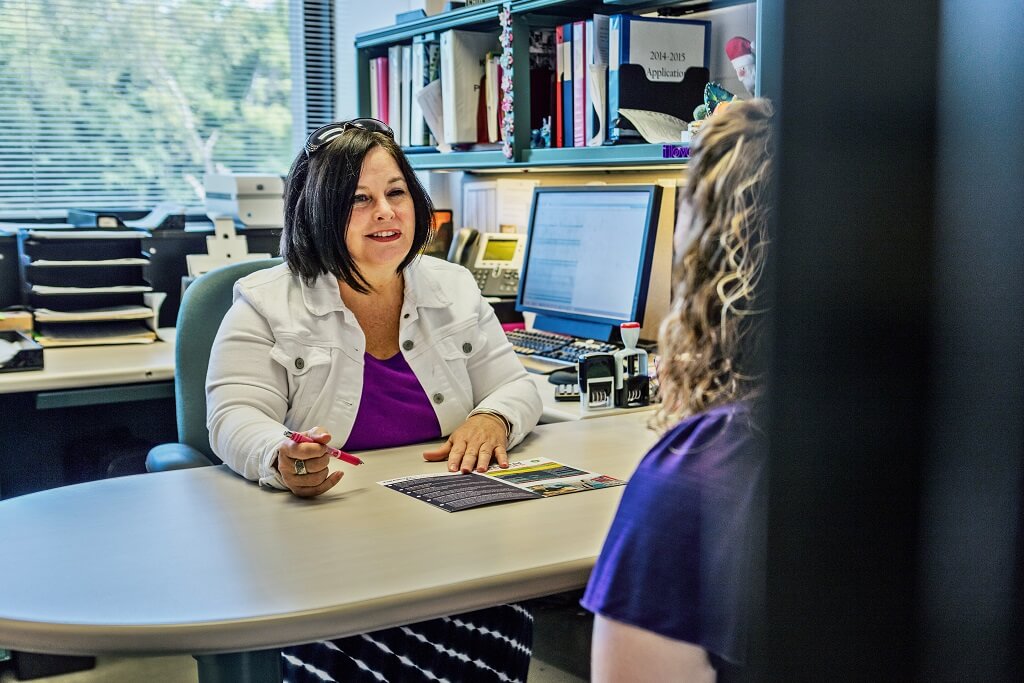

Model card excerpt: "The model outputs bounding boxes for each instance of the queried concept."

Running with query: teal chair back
[147,257,281,471]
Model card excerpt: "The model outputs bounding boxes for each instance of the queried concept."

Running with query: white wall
[334,1,442,119]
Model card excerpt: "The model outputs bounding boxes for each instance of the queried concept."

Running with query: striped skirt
[282,603,533,683]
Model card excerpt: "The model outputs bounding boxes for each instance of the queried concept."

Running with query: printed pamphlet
[379,457,626,512]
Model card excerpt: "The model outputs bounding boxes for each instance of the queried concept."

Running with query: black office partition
[763,0,930,678]
[762,0,1023,680]
[0,231,19,309]
[143,227,282,328]
[919,0,1024,680]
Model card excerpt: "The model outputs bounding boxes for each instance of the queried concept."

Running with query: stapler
[578,352,616,413]
[614,322,650,408]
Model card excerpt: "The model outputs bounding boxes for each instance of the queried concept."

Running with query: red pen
[284,430,363,466]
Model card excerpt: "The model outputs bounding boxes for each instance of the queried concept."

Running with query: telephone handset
[448,227,480,268]
[447,227,525,298]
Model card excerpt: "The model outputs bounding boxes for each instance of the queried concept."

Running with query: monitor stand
[533,315,617,343]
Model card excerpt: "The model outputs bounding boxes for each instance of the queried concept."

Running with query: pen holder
[578,352,616,414]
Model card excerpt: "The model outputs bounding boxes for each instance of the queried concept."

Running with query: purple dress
[581,402,767,680]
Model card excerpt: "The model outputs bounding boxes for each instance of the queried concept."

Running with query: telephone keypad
[472,267,520,297]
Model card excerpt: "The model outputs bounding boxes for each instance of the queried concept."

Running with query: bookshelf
[354,0,763,172]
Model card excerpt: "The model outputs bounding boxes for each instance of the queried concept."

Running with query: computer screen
[516,185,661,341]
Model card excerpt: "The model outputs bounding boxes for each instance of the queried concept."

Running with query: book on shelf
[484,51,501,143]
[554,25,566,147]
[387,44,403,141]
[608,14,711,142]
[375,56,390,123]
[560,22,574,147]
[409,37,439,147]
[426,39,442,145]
[439,29,498,145]
[571,20,586,148]
[586,15,610,146]
[400,44,413,147]
[369,58,379,120]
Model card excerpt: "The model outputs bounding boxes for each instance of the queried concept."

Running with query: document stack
[16,229,164,347]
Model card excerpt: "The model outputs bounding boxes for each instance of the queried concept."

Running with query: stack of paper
[34,320,158,347]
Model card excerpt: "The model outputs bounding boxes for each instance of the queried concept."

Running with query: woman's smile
[366,229,402,243]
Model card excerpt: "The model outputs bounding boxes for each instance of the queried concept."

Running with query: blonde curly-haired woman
[583,99,774,683]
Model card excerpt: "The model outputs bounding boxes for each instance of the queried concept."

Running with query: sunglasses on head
[304,118,395,156]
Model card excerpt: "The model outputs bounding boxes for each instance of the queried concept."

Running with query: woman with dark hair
[206,119,542,681]
[582,99,774,682]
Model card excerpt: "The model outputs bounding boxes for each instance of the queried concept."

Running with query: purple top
[581,402,767,679]
[343,352,442,451]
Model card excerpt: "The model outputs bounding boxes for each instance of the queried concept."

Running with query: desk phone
[449,228,525,298]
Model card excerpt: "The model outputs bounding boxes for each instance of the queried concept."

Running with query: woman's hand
[274,427,344,497]
[423,414,510,473]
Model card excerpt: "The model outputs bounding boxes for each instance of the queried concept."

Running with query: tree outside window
[0,0,330,217]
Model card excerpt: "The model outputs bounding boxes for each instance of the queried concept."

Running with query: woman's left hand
[423,414,510,473]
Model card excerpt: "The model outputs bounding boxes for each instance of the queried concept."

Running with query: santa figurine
[725,36,756,96]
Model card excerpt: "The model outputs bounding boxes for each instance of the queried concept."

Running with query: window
[0,0,334,218]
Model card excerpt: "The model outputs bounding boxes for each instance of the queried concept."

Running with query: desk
[0,331,177,498]
[0,330,646,496]
[0,412,657,682]
[0,328,175,398]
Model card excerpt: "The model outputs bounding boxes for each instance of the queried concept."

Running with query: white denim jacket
[206,256,542,490]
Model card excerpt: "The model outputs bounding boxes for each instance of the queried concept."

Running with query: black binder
[609,64,709,143]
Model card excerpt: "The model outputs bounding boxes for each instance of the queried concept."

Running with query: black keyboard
[505,328,620,372]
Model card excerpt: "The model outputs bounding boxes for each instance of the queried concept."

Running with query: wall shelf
[357,0,760,173]
[407,144,688,171]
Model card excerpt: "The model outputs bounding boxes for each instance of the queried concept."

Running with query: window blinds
[0,0,333,218]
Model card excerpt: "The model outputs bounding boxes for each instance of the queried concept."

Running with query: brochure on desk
[379,457,626,512]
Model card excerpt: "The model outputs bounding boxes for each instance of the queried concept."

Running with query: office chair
[145,257,282,472]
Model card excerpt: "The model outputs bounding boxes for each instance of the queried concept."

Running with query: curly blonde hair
[652,98,774,432]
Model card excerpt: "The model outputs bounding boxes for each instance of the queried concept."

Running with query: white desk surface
[0,411,657,657]
[0,328,176,394]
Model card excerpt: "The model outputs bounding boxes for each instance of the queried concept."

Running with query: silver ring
[293,459,307,476]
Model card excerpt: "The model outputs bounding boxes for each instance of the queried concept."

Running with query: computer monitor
[516,185,662,342]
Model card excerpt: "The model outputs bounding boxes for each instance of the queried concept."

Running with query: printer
[203,173,285,228]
